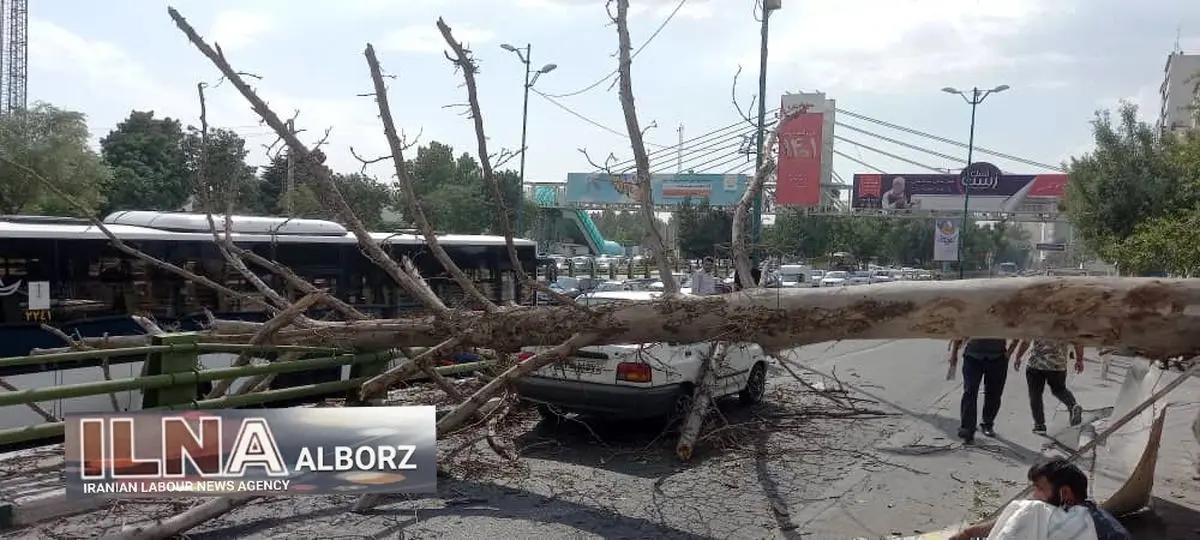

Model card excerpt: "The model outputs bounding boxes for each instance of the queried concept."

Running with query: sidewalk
[796,349,1200,539]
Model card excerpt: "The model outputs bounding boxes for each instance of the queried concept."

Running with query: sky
[24,0,1200,199]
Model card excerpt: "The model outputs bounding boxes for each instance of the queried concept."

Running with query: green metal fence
[0,333,489,447]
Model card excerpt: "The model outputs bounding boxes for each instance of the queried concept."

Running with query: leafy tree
[0,102,110,216]
[180,127,260,213]
[1113,205,1200,276]
[592,209,664,247]
[1065,102,1199,261]
[100,111,191,213]
[675,197,734,259]
[256,153,393,229]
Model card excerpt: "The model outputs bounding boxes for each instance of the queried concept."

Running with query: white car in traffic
[513,291,769,421]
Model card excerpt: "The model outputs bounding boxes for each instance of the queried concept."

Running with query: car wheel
[663,385,694,426]
[739,362,766,405]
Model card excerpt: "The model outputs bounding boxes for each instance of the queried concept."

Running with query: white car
[513,291,769,421]
[820,270,849,287]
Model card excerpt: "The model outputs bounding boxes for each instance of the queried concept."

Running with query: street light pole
[750,0,781,266]
[941,84,1009,279]
[502,43,557,238]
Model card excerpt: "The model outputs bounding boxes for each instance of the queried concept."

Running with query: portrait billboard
[564,172,748,207]
[933,218,960,262]
[851,173,1068,212]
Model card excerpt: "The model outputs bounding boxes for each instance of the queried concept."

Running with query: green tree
[100,111,191,212]
[0,103,110,216]
[1065,102,1199,261]
[181,127,260,213]
[675,197,733,259]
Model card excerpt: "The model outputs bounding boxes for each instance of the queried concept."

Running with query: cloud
[381,24,494,54]
[208,10,276,52]
[515,0,713,20]
[727,0,1073,92]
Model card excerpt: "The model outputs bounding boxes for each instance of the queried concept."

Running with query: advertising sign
[564,173,748,207]
[775,102,824,206]
[851,173,1068,212]
[933,219,960,262]
[64,407,437,498]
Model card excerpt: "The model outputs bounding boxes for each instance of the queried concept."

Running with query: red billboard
[775,108,824,206]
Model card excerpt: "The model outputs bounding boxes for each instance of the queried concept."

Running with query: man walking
[949,338,1016,444]
[1013,339,1085,434]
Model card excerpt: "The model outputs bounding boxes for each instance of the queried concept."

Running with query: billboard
[65,407,437,498]
[563,172,748,207]
[777,94,830,206]
[933,218,960,262]
[851,173,1068,212]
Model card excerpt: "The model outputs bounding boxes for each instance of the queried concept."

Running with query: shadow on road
[511,396,784,479]
[187,476,707,540]
[1122,497,1200,540]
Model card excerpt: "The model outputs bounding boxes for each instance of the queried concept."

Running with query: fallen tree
[0,2,1187,538]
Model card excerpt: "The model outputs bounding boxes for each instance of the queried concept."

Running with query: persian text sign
[775,109,824,206]
[64,407,436,499]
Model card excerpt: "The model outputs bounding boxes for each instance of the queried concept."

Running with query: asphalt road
[6,340,1199,539]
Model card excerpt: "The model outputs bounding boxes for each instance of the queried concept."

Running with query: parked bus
[0,211,538,438]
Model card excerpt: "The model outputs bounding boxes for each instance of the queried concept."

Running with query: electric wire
[542,0,690,98]
[835,122,965,164]
[652,133,754,173]
[835,108,1067,172]
[672,143,756,174]
[834,136,949,173]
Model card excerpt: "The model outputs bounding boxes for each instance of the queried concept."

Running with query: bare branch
[435,18,586,310]
[732,109,798,292]
[613,0,677,292]
[363,43,500,313]
[167,7,450,316]
[730,64,759,128]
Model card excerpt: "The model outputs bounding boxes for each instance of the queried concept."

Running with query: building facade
[1158,52,1200,133]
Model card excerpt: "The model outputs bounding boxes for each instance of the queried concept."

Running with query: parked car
[820,270,849,287]
[513,291,769,422]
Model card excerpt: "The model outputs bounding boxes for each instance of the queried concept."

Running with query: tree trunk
[199,278,1200,359]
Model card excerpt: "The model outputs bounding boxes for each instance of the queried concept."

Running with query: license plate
[550,359,604,376]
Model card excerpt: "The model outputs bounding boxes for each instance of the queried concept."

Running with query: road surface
[4,339,1198,539]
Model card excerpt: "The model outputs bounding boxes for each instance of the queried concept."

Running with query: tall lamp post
[941,84,1009,278]
[750,0,783,267]
[501,43,557,237]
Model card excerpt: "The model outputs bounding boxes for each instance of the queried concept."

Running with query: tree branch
[613,0,677,292]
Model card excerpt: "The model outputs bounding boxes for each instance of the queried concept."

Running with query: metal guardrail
[0,334,493,447]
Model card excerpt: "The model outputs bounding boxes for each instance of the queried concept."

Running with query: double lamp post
[500,43,557,236]
[941,84,1009,278]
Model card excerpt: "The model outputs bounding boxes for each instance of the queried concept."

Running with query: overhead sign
[851,173,1068,212]
[1036,243,1067,252]
[563,173,748,207]
[64,407,437,498]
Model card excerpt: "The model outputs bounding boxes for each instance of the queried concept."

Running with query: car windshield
[555,277,579,289]
[825,271,848,279]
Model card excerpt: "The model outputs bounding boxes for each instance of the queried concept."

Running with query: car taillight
[616,362,652,383]
[516,352,534,362]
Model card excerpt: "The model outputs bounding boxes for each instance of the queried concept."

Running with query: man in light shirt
[690,256,718,295]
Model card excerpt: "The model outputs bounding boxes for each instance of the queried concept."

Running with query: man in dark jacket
[949,338,1017,443]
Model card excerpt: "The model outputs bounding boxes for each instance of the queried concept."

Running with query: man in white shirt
[690,256,718,295]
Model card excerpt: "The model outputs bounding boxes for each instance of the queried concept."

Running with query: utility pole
[941,84,1009,278]
[501,43,557,238]
[284,119,295,217]
[751,0,781,266]
[676,124,684,173]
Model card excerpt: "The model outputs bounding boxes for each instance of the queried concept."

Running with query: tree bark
[196,278,1200,359]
